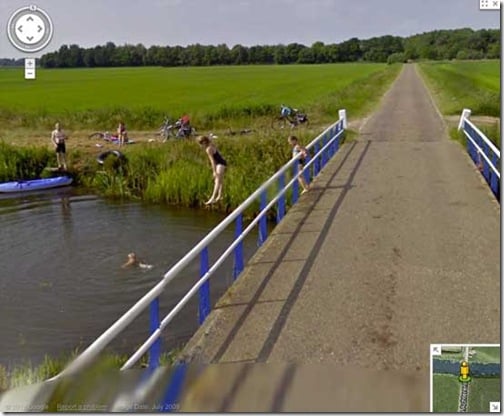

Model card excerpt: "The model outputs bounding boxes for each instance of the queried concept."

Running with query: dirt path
[176,65,500,411]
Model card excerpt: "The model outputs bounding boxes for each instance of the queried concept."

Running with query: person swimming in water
[121,252,153,269]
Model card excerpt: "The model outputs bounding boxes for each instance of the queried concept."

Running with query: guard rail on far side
[458,108,500,200]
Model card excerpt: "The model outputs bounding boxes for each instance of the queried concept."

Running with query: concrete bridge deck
[175,65,500,411]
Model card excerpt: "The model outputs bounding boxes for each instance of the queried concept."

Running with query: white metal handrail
[52,114,345,380]
[463,118,500,158]
[458,108,500,178]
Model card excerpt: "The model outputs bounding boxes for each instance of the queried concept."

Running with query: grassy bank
[0,348,180,392]
[419,61,500,148]
[62,133,308,216]
[0,143,54,182]
[418,60,500,117]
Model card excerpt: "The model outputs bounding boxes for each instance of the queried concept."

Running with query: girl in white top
[288,135,309,194]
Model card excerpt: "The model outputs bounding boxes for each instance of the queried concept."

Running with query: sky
[0,0,501,58]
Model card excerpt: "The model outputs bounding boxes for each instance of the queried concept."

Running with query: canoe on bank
[0,176,73,193]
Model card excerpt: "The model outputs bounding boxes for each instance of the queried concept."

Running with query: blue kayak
[0,176,73,193]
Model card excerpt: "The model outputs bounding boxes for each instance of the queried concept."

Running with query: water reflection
[0,191,259,367]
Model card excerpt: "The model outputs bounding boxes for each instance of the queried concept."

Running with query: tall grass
[0,142,53,182]
[77,134,296,214]
[0,348,180,392]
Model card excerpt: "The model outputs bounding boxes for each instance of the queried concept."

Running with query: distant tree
[311,41,327,63]
[297,48,316,64]
[286,43,306,63]
[487,42,500,59]
[83,48,95,67]
[456,50,470,60]
[338,38,362,61]
[387,52,406,64]
[231,44,249,65]
[274,45,289,64]
[216,44,232,65]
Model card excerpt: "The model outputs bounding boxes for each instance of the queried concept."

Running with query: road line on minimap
[457,346,470,412]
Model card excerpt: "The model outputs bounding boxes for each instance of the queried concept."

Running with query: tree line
[33,27,500,68]
[0,58,25,66]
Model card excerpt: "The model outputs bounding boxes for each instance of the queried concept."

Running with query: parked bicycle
[158,115,197,141]
[88,131,135,144]
[271,105,309,130]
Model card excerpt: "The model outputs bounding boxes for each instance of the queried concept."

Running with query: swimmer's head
[128,252,136,259]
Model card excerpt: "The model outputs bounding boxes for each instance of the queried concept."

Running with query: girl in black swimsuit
[198,135,227,205]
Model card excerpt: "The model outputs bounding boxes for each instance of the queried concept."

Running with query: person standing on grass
[117,122,128,146]
[288,135,310,194]
[51,122,67,170]
[198,135,227,205]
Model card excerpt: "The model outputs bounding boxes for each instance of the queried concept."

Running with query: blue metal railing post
[482,144,490,183]
[148,298,161,368]
[258,191,268,246]
[161,363,188,413]
[322,133,328,167]
[198,247,210,325]
[313,141,320,176]
[335,124,340,153]
[277,173,286,224]
[491,153,499,197]
[329,129,335,158]
[233,214,244,280]
[303,154,311,185]
[292,162,299,204]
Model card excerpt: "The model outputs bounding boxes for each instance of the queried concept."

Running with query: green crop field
[0,63,398,129]
[432,374,460,412]
[472,347,501,364]
[418,60,500,117]
[468,377,501,412]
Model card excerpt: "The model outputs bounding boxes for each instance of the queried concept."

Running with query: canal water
[0,189,260,368]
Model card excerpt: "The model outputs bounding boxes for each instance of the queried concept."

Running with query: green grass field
[472,347,501,364]
[432,374,460,412]
[468,377,501,412]
[0,63,397,129]
[419,60,500,117]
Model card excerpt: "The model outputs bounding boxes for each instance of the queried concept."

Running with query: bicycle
[271,108,309,130]
[88,131,135,144]
[158,117,197,141]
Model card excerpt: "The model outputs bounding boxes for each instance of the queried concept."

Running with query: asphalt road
[177,64,500,412]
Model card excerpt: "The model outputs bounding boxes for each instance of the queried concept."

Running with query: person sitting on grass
[288,135,310,194]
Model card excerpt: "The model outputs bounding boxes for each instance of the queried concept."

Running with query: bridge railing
[458,108,500,200]
[51,110,347,380]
